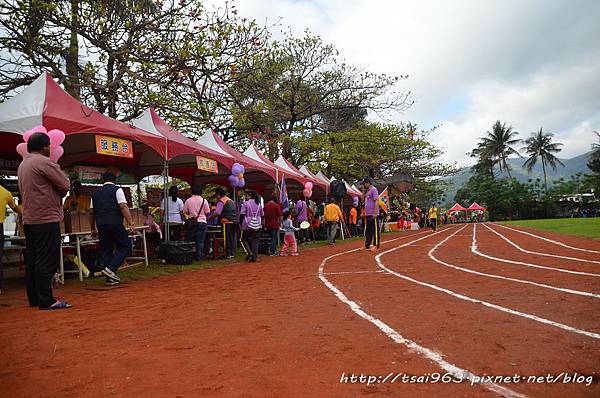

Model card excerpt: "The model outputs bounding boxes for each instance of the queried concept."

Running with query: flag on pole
[279,175,289,212]
[378,187,390,213]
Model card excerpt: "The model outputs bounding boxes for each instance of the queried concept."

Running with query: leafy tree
[226,32,413,158]
[0,0,265,120]
[587,131,600,173]
[479,120,521,179]
[522,128,564,191]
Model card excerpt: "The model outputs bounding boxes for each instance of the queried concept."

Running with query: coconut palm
[480,120,521,179]
[587,131,600,174]
[522,128,565,191]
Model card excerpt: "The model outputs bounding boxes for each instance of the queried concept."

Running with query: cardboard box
[78,211,92,232]
[63,211,80,233]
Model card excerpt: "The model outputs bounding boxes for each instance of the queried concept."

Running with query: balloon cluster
[16,125,65,162]
[228,162,245,188]
[303,181,313,198]
[352,196,359,207]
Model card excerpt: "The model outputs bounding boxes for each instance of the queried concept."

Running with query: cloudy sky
[232,0,600,167]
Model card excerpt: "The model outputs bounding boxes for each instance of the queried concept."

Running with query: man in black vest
[89,172,135,285]
[208,187,237,258]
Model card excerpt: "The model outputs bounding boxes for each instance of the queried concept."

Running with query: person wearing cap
[63,180,91,211]
[360,177,380,252]
[427,203,438,232]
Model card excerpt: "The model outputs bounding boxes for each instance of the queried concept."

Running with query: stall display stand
[56,226,149,284]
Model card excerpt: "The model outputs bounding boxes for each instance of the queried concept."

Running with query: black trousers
[98,224,132,273]
[223,223,237,257]
[298,227,310,243]
[241,229,260,260]
[24,222,61,309]
[349,223,357,237]
[364,216,380,248]
[430,217,437,231]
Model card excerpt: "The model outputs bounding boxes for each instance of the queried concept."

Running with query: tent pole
[164,161,170,242]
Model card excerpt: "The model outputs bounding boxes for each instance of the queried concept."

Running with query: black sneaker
[101,267,120,282]
[105,280,120,286]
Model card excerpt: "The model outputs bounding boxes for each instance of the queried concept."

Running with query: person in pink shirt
[141,203,162,253]
[183,185,211,261]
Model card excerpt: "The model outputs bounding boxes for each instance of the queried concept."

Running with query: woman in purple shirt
[295,198,309,244]
[239,191,264,262]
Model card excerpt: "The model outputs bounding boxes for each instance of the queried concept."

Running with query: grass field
[500,217,600,238]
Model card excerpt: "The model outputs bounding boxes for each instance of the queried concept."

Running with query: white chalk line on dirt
[318,229,527,398]
[472,225,600,278]
[323,270,385,275]
[483,224,600,265]
[375,229,600,340]
[461,225,600,298]
[494,223,600,254]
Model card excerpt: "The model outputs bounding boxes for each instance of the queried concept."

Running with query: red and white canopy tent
[274,155,327,201]
[448,203,467,213]
[467,202,486,212]
[315,171,331,187]
[196,130,279,192]
[131,108,234,180]
[0,73,167,179]
[243,145,307,197]
[467,202,485,212]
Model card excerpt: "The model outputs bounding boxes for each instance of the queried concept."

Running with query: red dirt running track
[0,223,598,397]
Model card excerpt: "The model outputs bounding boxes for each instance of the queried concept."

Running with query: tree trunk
[542,158,548,192]
[65,0,80,100]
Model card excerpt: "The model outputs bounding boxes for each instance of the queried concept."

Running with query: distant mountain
[442,151,593,203]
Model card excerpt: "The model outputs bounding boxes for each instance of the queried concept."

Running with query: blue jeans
[98,224,132,272]
[268,229,279,254]
[195,222,208,260]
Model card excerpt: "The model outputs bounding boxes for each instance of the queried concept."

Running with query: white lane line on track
[494,223,600,254]
[456,224,600,298]
[483,223,600,265]
[324,270,385,275]
[472,225,600,278]
[318,228,527,398]
[375,229,600,340]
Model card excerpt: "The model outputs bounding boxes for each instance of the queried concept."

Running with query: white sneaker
[101,267,120,282]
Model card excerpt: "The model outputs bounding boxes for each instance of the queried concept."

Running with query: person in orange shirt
[348,205,358,237]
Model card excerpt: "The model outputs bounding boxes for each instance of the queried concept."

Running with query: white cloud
[231,0,600,164]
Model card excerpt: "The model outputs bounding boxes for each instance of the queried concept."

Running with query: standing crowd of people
[3,140,435,311]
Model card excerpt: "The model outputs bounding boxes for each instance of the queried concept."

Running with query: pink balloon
[16,142,29,158]
[50,146,64,162]
[22,129,34,143]
[48,129,65,146]
[304,182,313,190]
[23,125,48,142]
[303,188,312,198]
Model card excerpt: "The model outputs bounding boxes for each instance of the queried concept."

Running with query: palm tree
[481,120,521,179]
[587,131,600,174]
[522,128,565,191]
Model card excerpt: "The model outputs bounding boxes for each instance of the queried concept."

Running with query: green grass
[3,233,383,288]
[79,234,366,285]
[499,217,600,239]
